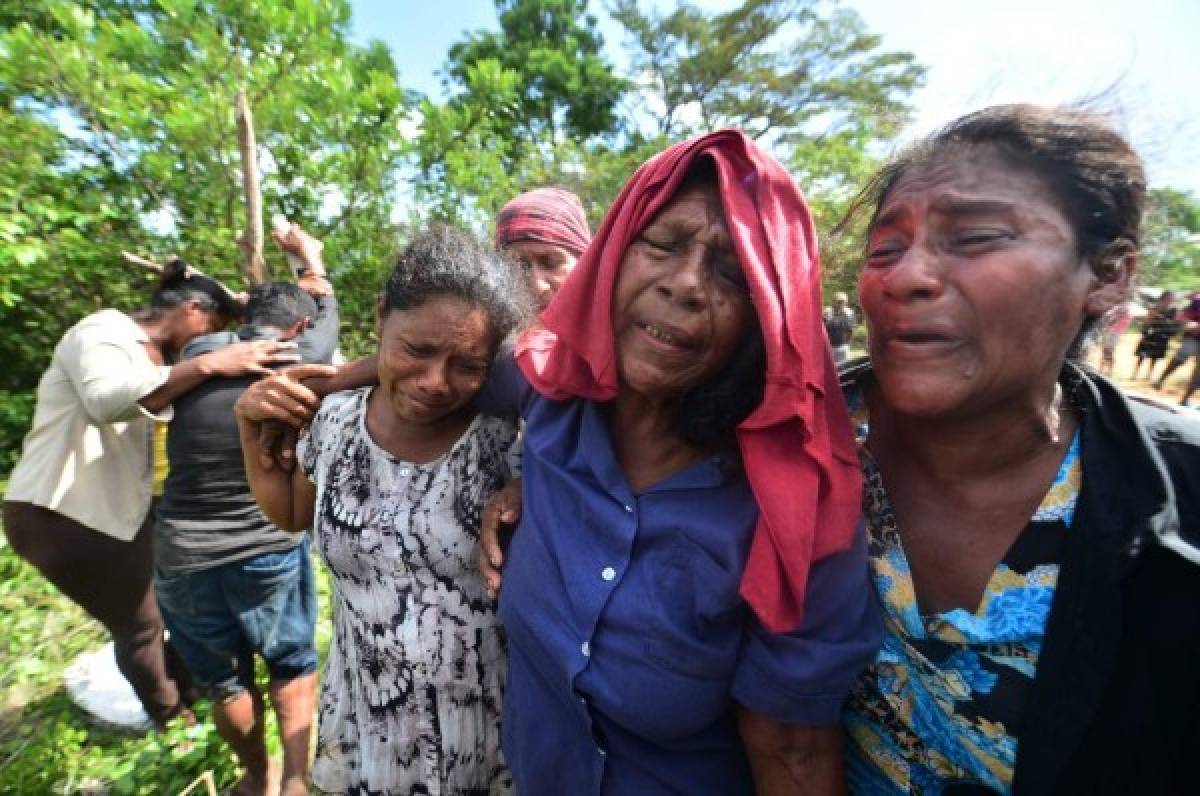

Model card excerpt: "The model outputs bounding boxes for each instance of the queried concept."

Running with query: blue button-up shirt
[478,355,880,795]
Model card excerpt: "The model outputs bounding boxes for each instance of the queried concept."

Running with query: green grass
[0,517,333,795]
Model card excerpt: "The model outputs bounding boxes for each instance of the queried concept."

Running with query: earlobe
[375,295,386,337]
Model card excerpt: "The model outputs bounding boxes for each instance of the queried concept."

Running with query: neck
[365,388,474,464]
[867,378,1075,485]
[609,390,703,492]
[136,317,171,362]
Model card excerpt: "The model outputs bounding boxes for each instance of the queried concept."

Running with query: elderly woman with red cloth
[477,130,880,794]
[243,131,879,793]
[494,186,591,311]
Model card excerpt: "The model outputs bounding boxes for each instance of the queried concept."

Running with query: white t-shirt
[6,309,172,540]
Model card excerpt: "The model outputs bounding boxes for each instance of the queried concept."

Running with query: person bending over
[3,262,294,728]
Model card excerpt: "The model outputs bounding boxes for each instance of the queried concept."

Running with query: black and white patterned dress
[298,388,517,795]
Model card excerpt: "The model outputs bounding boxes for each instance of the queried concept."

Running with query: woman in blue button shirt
[478,130,881,795]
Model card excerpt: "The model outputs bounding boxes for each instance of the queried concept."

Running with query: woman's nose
[416,361,451,395]
[656,247,710,310]
[881,242,944,302]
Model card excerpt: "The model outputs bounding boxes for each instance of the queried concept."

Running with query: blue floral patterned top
[844,409,1082,795]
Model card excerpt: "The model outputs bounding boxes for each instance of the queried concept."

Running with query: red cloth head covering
[515,129,862,633]
[495,187,592,257]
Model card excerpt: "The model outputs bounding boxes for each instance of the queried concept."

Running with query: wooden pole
[235,88,265,286]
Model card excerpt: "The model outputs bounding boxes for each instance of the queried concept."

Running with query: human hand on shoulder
[199,339,300,378]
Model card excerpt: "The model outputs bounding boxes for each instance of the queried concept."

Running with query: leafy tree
[611,0,923,142]
[413,0,627,227]
[445,0,625,143]
[1141,187,1200,292]
[790,120,892,299]
[0,0,411,381]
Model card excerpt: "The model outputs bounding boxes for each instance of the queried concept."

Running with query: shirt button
[601,566,616,581]
[623,504,633,513]
[598,747,607,757]
[581,641,591,657]
[399,467,411,477]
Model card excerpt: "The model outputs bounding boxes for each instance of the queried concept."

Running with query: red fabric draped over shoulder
[515,130,862,633]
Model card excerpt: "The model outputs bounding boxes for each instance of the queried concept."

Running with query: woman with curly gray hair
[235,224,529,794]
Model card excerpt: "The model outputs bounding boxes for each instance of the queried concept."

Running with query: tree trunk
[235,88,265,286]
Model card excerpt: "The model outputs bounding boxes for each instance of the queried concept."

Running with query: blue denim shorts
[155,536,318,698]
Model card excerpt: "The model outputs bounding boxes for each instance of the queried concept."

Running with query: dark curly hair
[672,321,766,449]
[384,223,532,351]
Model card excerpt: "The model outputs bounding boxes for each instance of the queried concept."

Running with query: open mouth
[637,321,694,350]
[894,332,953,344]
[406,394,450,413]
[883,330,960,357]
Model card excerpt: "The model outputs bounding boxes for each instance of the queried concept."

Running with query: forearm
[738,709,845,796]
[296,293,339,364]
[302,354,377,397]
[237,413,309,531]
[138,355,217,414]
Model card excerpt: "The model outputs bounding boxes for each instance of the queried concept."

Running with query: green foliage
[0,543,239,793]
[1141,187,1200,292]
[610,0,924,142]
[610,0,924,295]
[790,121,890,298]
[0,391,36,475]
[413,0,628,229]
[0,534,335,792]
[444,0,626,142]
[0,0,412,390]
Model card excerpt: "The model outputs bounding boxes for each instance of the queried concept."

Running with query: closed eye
[866,241,905,265]
[713,257,747,290]
[403,342,437,358]
[455,360,488,376]
[951,230,1011,247]
[638,234,675,254]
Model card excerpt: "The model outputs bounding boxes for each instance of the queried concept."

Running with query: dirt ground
[1089,332,1197,408]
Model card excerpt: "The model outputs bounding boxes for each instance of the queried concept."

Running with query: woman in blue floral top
[840,104,1200,795]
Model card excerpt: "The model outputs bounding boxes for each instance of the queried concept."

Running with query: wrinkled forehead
[873,145,1060,227]
[644,180,729,234]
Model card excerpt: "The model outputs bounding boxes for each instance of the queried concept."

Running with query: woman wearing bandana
[494,187,592,312]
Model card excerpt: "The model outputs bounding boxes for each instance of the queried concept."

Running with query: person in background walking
[1098,301,1132,376]
[1130,290,1178,379]
[824,291,857,364]
[1153,291,1199,393]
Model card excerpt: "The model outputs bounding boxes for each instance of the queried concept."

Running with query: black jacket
[842,361,1200,795]
[1012,365,1200,795]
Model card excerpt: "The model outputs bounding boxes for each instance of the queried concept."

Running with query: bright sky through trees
[349,0,1200,194]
